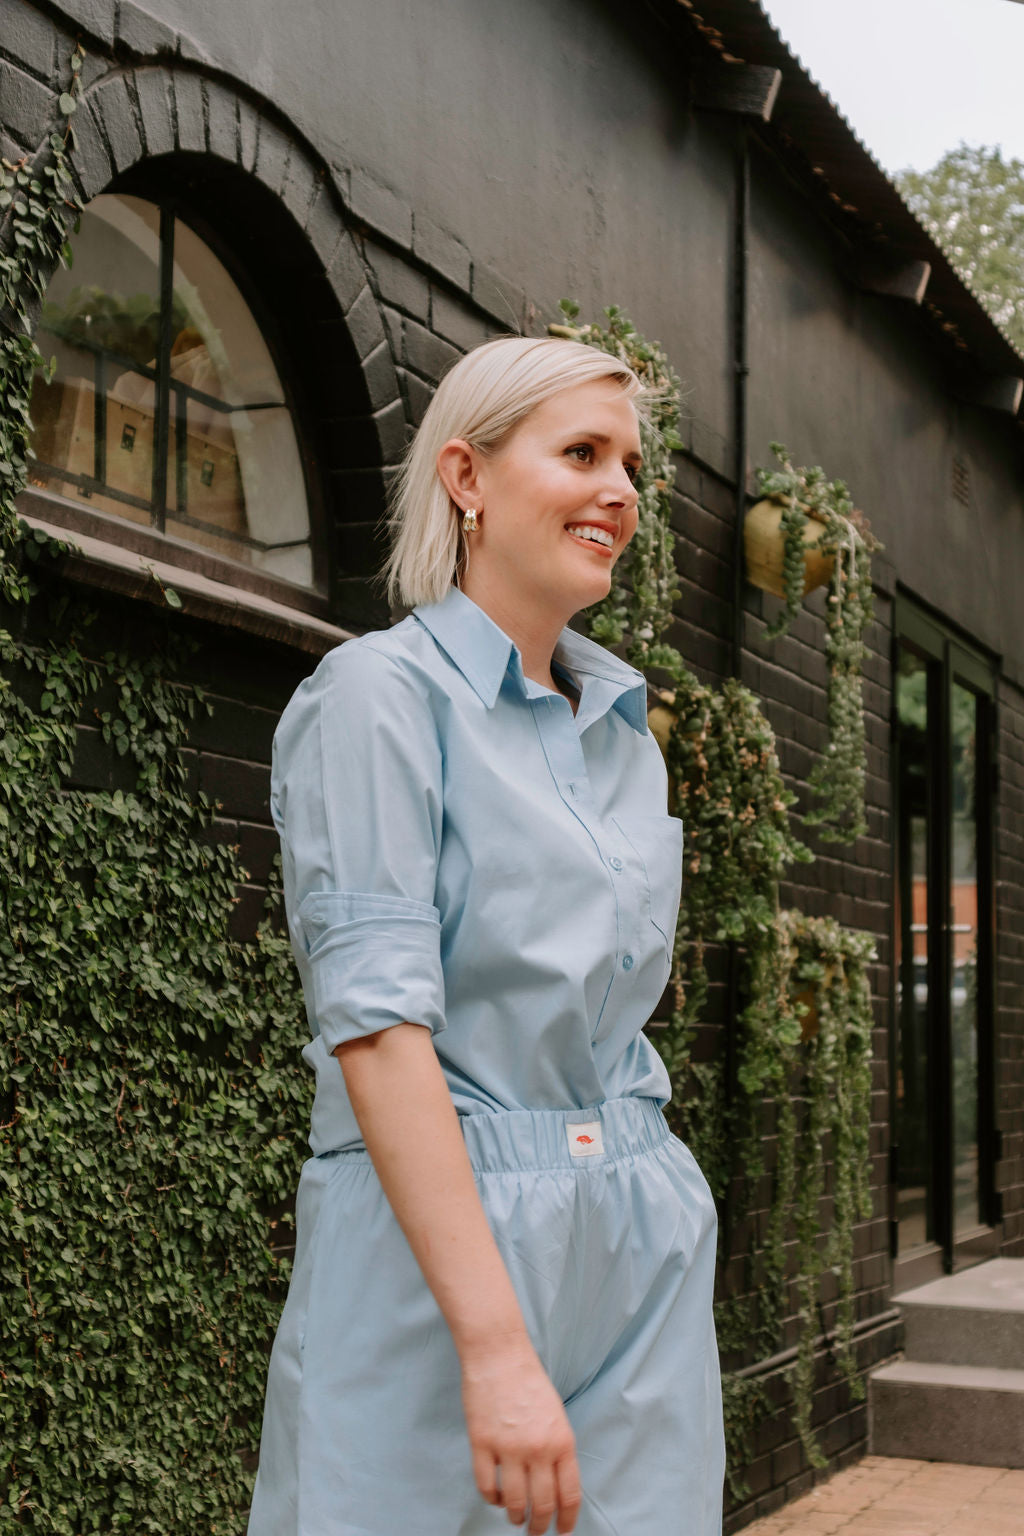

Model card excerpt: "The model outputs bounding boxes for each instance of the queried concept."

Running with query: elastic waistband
[458,1096,669,1174]
[315,1097,671,1172]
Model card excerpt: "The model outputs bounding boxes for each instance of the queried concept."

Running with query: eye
[624,463,640,484]
[566,443,594,464]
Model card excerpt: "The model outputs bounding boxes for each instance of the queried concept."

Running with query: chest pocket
[612,814,684,951]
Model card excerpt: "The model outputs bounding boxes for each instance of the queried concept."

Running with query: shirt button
[622,954,634,971]
[609,856,623,872]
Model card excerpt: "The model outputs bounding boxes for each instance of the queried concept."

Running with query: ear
[436,438,486,512]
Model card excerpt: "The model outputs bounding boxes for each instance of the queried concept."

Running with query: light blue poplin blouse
[270,585,684,1155]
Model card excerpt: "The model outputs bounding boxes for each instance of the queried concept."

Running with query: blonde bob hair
[384,335,645,608]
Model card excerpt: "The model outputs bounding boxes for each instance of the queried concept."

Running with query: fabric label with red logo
[566,1120,604,1158]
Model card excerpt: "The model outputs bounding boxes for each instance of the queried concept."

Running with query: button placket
[535,702,593,819]
[617,837,647,982]
[532,696,641,1034]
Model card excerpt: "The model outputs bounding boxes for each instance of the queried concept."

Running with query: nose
[598,464,640,510]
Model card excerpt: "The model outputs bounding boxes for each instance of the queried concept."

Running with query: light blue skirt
[248,1096,724,1535]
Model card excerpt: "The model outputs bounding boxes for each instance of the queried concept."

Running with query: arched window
[28,192,316,590]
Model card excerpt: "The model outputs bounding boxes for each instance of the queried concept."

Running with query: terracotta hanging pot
[647,694,683,815]
[744,497,835,599]
[646,691,707,818]
[792,962,838,1042]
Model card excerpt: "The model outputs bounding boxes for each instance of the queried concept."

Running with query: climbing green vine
[736,913,876,1461]
[1,52,310,1532]
[553,304,878,1491]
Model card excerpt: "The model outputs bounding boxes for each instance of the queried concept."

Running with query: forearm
[334,1023,529,1359]
[335,1022,580,1532]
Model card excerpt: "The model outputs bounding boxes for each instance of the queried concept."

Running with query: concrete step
[893,1258,1024,1370]
[869,1359,1024,1468]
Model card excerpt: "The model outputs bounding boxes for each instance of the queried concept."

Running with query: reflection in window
[27,193,314,588]
[895,647,932,1252]
[950,682,980,1237]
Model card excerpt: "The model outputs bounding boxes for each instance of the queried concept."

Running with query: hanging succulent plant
[752,443,883,843]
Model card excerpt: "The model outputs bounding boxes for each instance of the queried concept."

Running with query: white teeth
[567,524,614,548]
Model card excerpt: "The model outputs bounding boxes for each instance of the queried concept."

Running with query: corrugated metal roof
[659,0,1024,380]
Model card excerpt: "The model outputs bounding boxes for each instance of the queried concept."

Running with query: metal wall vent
[952,454,970,507]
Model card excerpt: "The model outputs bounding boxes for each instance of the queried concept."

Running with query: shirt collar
[413,586,649,735]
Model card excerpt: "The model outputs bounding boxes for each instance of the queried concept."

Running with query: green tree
[897,142,1024,352]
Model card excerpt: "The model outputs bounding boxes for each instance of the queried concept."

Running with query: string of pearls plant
[551,304,877,1491]
[753,444,882,844]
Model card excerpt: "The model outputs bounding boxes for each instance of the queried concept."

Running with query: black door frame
[890,593,999,1287]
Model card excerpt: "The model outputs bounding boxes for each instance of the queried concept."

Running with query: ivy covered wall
[0,542,315,1530]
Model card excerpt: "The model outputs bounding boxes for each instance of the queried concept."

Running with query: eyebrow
[568,430,643,463]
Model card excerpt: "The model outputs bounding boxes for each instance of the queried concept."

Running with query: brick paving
[742,1456,1024,1535]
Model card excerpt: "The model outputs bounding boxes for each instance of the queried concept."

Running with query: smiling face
[441,378,642,630]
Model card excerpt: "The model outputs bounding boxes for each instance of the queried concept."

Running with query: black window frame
[22,189,333,622]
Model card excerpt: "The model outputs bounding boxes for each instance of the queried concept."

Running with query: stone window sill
[19,511,354,657]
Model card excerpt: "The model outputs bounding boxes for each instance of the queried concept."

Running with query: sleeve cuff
[298,891,446,1053]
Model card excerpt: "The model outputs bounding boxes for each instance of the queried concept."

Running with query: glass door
[892,601,996,1282]
[951,679,981,1239]
[894,646,936,1256]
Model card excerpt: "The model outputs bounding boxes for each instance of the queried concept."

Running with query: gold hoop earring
[462,508,479,532]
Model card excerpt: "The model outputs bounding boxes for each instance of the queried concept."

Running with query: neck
[459,573,571,690]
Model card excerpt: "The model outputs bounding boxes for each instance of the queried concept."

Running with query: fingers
[487,1453,580,1535]
[554,1451,583,1534]
[525,1463,559,1536]
[499,1461,529,1527]
[472,1446,500,1508]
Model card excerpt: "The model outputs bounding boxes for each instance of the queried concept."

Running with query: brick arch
[58,63,404,625]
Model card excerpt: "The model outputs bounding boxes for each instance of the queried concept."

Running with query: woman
[248,336,725,1536]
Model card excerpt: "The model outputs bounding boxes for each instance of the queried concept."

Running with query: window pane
[165,389,246,557]
[28,194,315,591]
[895,647,933,1252]
[951,682,980,1237]
[29,194,162,517]
[165,391,313,586]
[105,363,158,520]
[166,215,312,583]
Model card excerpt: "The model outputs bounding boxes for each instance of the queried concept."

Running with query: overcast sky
[760,0,1024,176]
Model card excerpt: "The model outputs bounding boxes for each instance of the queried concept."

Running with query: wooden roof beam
[957,372,1024,415]
[855,251,931,305]
[693,62,782,122]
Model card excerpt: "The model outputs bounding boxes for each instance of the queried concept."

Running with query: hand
[460,1334,581,1535]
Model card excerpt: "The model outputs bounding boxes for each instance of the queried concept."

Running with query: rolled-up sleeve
[271,640,446,1053]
